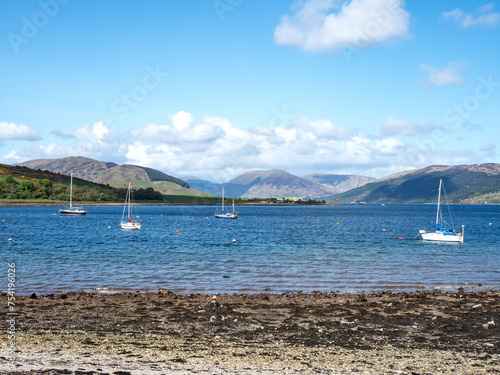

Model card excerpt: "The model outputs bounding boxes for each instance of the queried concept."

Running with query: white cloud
[1,112,491,181]
[381,117,443,136]
[291,117,351,140]
[441,4,500,28]
[74,122,110,143]
[0,122,41,141]
[419,63,464,87]
[50,129,76,140]
[274,0,411,53]
[169,111,194,131]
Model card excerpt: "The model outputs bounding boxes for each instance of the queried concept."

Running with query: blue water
[1,204,499,294]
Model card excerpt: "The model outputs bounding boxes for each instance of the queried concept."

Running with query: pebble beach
[2,289,499,374]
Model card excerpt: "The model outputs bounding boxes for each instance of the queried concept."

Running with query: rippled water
[1,204,499,294]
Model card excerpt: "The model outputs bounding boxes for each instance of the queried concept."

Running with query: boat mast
[222,187,225,213]
[69,173,73,210]
[436,179,442,227]
[128,183,131,219]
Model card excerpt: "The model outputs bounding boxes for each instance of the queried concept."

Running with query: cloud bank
[274,0,411,53]
[441,4,500,28]
[0,122,42,141]
[0,111,491,181]
[419,62,465,87]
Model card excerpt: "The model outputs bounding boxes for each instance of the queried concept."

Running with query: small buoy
[336,222,339,225]
[383,229,386,232]
[8,238,12,242]
[398,237,403,241]
[232,239,236,243]
[176,229,181,233]
[108,226,111,229]
[317,219,319,222]
[161,214,163,216]
[225,226,227,229]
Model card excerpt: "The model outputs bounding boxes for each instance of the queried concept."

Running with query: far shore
[0,201,326,207]
[1,201,496,207]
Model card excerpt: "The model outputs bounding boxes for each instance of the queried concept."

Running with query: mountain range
[15,157,500,203]
[182,170,375,199]
[334,163,500,204]
[17,157,208,197]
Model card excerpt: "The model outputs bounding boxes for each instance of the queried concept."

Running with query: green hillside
[0,164,163,202]
[17,157,208,197]
[333,164,500,204]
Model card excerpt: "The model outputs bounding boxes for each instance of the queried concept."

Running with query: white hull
[421,231,463,243]
[214,213,237,219]
[121,221,141,230]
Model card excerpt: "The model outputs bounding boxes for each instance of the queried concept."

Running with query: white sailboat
[121,182,141,230]
[214,187,238,219]
[419,179,464,243]
[59,173,87,216]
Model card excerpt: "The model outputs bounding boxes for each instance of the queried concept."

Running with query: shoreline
[2,290,498,374]
[0,201,329,207]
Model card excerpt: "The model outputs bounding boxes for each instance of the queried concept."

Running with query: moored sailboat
[59,173,87,216]
[214,187,238,219]
[419,179,464,243]
[121,182,141,230]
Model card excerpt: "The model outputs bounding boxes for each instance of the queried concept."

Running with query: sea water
[1,204,499,294]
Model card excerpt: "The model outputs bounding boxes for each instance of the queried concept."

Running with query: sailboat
[419,179,464,243]
[214,187,238,219]
[120,182,141,230]
[59,173,87,216]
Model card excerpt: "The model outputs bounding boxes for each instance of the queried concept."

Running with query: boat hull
[121,221,141,230]
[421,231,463,243]
[59,209,87,216]
[214,213,238,219]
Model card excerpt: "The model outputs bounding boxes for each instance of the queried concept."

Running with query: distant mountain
[180,176,221,195]
[182,170,376,199]
[17,157,208,196]
[301,174,376,194]
[223,169,332,199]
[333,163,500,204]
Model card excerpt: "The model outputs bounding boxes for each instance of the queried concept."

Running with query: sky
[1,0,499,182]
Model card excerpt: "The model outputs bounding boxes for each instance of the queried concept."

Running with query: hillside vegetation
[334,164,500,204]
[0,164,163,202]
[17,157,207,196]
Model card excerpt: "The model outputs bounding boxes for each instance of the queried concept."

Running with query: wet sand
[1,289,499,374]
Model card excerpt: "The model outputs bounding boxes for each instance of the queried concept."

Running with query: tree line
[0,176,164,202]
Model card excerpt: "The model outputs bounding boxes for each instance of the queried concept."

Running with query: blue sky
[1,0,499,182]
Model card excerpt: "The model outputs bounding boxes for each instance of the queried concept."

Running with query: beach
[2,289,499,374]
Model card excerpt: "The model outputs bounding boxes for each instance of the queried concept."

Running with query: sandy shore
[1,290,499,374]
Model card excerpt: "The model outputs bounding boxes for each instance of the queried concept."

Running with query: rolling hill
[333,163,500,204]
[182,170,376,199]
[17,157,208,197]
[301,174,376,194]
[222,169,337,199]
